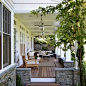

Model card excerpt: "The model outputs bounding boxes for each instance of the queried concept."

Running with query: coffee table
[42,55,51,59]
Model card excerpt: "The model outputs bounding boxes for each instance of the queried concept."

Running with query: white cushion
[41,51,46,55]
[29,56,35,59]
[37,57,41,62]
[26,55,28,60]
[29,52,34,56]
[46,51,52,53]
[18,56,23,66]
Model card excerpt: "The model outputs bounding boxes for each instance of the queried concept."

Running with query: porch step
[31,78,55,82]
[26,82,60,86]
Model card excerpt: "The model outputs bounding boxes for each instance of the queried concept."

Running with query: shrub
[16,74,23,86]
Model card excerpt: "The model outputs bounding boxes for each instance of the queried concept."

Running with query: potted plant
[35,56,38,59]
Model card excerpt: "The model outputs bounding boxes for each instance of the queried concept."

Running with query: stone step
[31,78,55,82]
[26,82,60,86]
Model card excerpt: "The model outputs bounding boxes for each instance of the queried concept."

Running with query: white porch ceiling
[14,0,63,36]
[14,13,58,36]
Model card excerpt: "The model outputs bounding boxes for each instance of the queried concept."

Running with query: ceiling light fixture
[39,14,44,33]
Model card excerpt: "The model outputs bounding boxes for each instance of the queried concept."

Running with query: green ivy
[16,74,23,86]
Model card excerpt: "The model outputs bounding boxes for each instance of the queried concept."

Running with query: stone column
[75,40,78,69]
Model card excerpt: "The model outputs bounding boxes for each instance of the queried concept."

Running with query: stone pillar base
[63,61,74,68]
[16,68,31,85]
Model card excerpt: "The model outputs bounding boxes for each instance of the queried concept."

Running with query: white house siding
[0,0,16,85]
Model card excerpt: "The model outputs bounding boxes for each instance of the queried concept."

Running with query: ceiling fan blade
[34,25,52,26]
[45,32,49,33]
[34,25,39,26]
[38,32,41,33]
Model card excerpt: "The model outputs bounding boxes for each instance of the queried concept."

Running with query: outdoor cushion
[29,52,34,56]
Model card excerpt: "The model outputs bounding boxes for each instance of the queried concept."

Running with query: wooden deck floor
[31,57,63,78]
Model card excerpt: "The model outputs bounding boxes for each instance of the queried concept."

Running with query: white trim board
[31,78,55,82]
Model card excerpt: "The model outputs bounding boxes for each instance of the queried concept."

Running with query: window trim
[0,3,12,69]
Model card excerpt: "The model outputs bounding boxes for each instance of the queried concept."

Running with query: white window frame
[0,3,12,70]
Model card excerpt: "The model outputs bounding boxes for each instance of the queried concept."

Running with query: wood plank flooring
[31,57,63,78]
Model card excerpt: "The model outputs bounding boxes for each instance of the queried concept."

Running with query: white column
[66,49,71,61]
[55,47,58,54]
[11,11,14,64]
[55,34,58,54]
[83,43,86,61]
[61,44,64,57]
[58,46,61,55]
[55,34,61,56]
[75,40,78,69]
[1,4,3,69]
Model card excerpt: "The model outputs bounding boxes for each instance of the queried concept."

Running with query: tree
[45,35,55,46]
[30,0,86,85]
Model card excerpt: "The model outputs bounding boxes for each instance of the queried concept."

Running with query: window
[14,28,16,63]
[0,34,2,69]
[31,37,32,49]
[27,36,29,52]
[3,6,11,34]
[3,6,11,67]
[20,32,25,55]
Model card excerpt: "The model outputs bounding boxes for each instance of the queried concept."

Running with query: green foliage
[31,1,86,85]
[83,61,86,69]
[31,0,86,51]
[35,56,38,59]
[42,47,48,51]
[34,35,55,46]
[34,38,46,44]
[16,74,23,86]
[45,35,55,46]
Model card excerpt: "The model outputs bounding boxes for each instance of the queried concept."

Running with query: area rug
[39,62,55,67]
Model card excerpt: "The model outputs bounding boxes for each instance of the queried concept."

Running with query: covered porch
[0,0,86,86]
[14,1,76,80]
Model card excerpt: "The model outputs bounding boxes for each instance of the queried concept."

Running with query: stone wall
[58,57,74,68]
[0,64,16,86]
[55,68,80,86]
[34,44,55,51]
[16,68,31,85]
[74,69,80,85]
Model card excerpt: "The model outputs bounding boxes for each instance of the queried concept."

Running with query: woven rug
[39,62,55,67]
